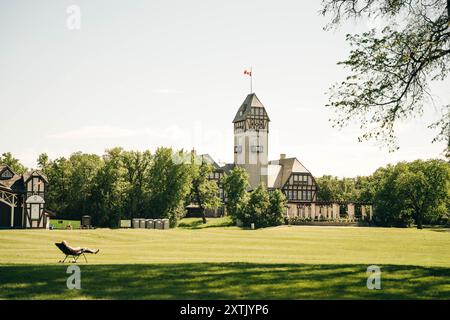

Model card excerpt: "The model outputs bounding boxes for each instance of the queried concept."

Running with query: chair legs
[59,254,88,263]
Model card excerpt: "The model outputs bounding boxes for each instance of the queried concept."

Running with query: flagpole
[250,66,253,93]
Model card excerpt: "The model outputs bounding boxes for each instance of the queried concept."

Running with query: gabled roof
[232,93,270,123]
[0,165,23,191]
[23,170,48,183]
[198,154,220,169]
[267,164,283,188]
[268,157,313,188]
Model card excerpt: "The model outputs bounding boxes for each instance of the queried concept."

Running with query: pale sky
[0,0,448,177]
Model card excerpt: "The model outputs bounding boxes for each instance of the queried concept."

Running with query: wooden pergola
[0,189,18,227]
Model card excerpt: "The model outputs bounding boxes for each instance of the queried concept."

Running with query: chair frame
[55,242,88,263]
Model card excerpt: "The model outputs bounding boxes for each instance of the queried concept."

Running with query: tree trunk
[194,186,207,224]
[416,210,423,229]
[201,210,207,224]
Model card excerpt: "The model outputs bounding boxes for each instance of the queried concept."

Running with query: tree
[37,152,103,218]
[0,152,27,174]
[37,155,71,215]
[322,0,450,153]
[222,167,249,223]
[316,175,359,201]
[89,148,127,228]
[267,189,287,226]
[147,148,192,226]
[243,184,271,228]
[121,150,152,222]
[190,158,221,224]
[373,160,450,228]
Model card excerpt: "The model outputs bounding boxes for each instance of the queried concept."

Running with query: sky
[0,0,448,177]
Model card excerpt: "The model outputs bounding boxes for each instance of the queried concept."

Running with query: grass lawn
[0,217,449,299]
[50,219,80,230]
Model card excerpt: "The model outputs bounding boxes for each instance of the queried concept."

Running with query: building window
[251,145,264,153]
[234,145,242,153]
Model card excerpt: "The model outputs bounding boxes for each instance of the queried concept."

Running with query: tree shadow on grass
[0,263,449,300]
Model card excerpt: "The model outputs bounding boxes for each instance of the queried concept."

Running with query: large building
[199,93,319,217]
[199,93,373,220]
[0,165,51,229]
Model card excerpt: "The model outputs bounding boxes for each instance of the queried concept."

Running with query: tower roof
[232,93,270,123]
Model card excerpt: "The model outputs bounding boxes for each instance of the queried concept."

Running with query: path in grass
[1,219,449,299]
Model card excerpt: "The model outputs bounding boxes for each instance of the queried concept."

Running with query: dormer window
[0,168,14,180]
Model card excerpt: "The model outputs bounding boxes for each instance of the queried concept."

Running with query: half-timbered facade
[193,92,372,221]
[198,93,319,216]
[0,165,51,229]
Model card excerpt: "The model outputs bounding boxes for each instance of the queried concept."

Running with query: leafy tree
[147,148,192,226]
[222,167,249,223]
[37,152,103,218]
[373,160,450,228]
[121,150,152,221]
[267,189,288,226]
[89,148,127,228]
[243,184,271,228]
[37,153,49,169]
[38,156,71,214]
[66,152,103,216]
[190,158,221,224]
[322,0,450,153]
[316,175,359,201]
[0,152,27,174]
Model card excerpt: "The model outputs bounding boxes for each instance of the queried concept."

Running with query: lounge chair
[55,242,88,263]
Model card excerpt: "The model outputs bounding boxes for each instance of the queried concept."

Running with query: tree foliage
[322,0,450,152]
[243,184,271,228]
[373,159,450,228]
[317,159,450,228]
[147,148,192,226]
[0,152,27,174]
[222,167,250,223]
[36,147,196,227]
[190,158,221,224]
[267,189,288,226]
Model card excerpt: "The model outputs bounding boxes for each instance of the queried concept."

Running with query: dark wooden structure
[0,165,51,229]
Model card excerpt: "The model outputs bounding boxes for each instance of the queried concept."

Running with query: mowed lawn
[0,218,449,299]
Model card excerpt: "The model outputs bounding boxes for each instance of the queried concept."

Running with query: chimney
[280,153,286,160]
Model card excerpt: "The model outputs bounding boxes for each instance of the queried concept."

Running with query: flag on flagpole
[244,69,252,76]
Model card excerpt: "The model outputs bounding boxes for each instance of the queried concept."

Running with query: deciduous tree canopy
[322,0,450,153]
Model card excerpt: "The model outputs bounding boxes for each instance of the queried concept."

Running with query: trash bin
[132,218,140,229]
[81,215,91,228]
[154,219,163,229]
[146,219,154,229]
[162,219,170,230]
[139,219,146,228]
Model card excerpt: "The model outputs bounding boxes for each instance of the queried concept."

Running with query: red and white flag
[244,68,252,77]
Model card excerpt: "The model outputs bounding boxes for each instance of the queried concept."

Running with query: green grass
[50,219,80,230]
[1,218,449,299]
[177,216,233,229]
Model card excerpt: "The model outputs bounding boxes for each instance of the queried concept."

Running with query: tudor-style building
[230,93,317,213]
[193,93,318,217]
[196,92,374,220]
[0,165,51,229]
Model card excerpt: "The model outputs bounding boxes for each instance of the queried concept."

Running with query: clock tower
[233,93,270,189]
